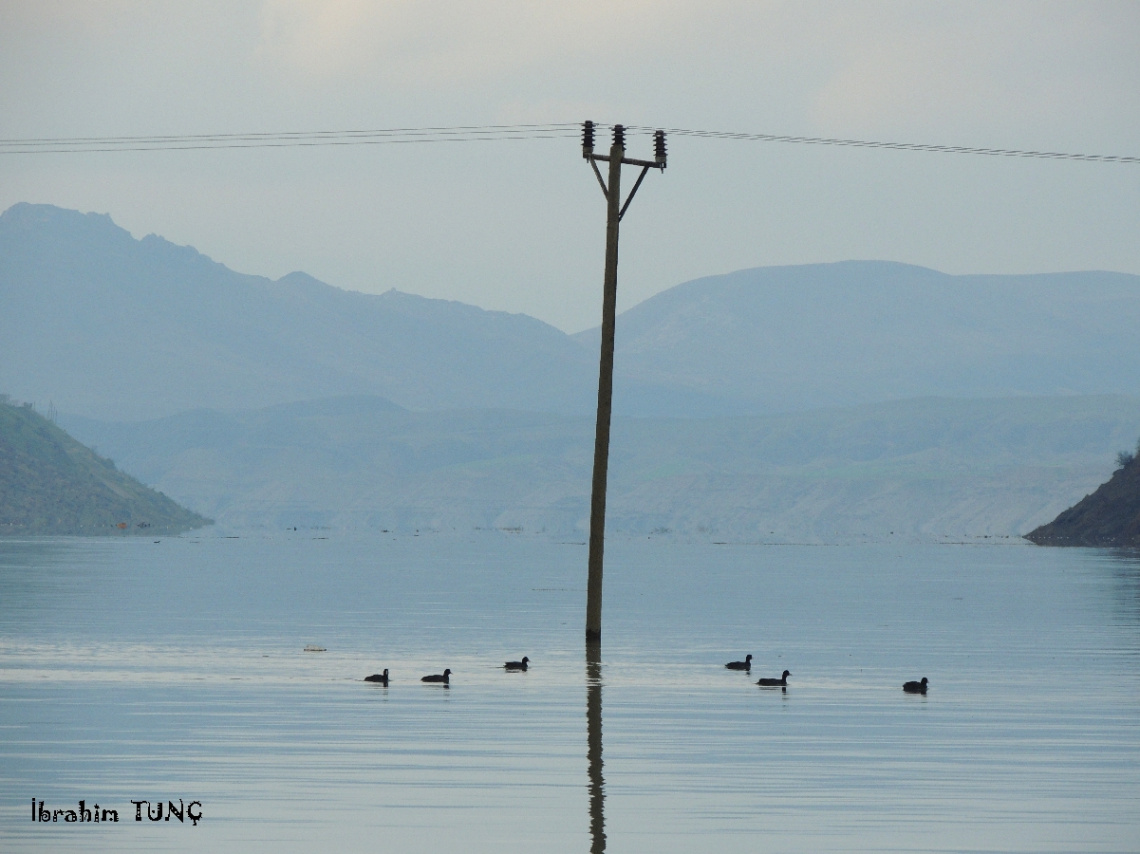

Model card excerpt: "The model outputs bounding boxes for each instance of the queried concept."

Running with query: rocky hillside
[1025,443,1140,547]
[0,396,210,535]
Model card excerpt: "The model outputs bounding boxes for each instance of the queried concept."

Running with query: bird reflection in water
[586,640,605,854]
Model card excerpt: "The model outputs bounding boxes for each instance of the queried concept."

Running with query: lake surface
[1,533,1138,852]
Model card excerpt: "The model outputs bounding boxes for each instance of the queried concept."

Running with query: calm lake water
[1,532,1138,852]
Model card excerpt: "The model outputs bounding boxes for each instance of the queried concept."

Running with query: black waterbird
[757,670,791,687]
[364,669,389,685]
[903,677,928,694]
[504,656,529,671]
[725,654,753,671]
[421,669,451,684]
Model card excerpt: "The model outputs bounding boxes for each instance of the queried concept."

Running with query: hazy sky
[2,1,1138,332]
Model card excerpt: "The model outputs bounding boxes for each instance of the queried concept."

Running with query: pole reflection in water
[586,640,605,854]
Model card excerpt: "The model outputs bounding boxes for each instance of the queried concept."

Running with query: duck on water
[903,677,928,694]
[504,656,529,671]
[421,669,451,684]
[725,654,752,671]
[364,669,389,685]
[757,670,791,687]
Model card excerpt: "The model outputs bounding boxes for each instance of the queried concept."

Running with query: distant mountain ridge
[577,261,1140,413]
[5,203,1140,422]
[0,203,596,420]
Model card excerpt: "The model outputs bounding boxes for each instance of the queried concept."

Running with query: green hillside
[0,396,210,535]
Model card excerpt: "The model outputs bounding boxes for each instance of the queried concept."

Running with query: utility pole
[582,121,667,642]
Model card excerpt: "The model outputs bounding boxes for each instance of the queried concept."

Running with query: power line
[0,123,581,154]
[1,121,1136,164]
[626,125,1140,164]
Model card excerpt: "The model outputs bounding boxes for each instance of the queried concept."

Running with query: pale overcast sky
[2,1,1138,331]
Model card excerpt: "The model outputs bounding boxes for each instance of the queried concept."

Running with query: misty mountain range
[5,202,1140,422]
[4,202,1140,538]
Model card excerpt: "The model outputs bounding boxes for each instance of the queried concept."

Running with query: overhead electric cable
[624,125,1140,164]
[0,121,1135,164]
[0,123,582,154]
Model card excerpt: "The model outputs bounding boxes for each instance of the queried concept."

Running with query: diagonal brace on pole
[589,157,609,199]
[618,165,651,221]
[589,158,651,220]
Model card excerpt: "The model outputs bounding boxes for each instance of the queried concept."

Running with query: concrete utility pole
[582,121,667,642]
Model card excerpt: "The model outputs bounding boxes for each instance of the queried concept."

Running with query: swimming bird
[757,670,791,687]
[364,669,389,685]
[725,654,753,671]
[903,677,928,694]
[504,656,529,671]
[421,668,451,684]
